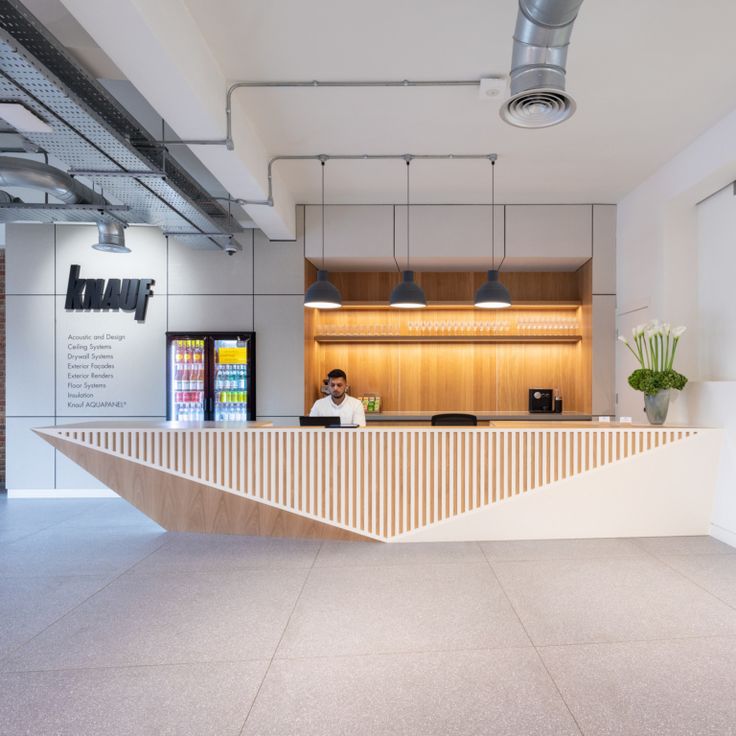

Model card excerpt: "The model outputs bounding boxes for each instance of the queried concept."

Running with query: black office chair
[430,413,478,426]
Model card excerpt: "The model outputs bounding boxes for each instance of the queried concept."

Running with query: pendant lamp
[475,157,511,309]
[305,159,342,309]
[390,158,427,309]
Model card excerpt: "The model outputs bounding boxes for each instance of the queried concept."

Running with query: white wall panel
[506,205,592,265]
[592,295,617,416]
[55,295,167,417]
[305,205,393,269]
[5,223,54,294]
[167,294,254,332]
[254,207,304,294]
[54,224,167,294]
[254,295,304,416]
[6,417,55,489]
[7,295,55,416]
[593,205,617,294]
[256,416,299,427]
[394,205,504,268]
[168,233,253,294]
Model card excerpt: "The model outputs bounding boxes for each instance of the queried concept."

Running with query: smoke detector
[478,77,507,100]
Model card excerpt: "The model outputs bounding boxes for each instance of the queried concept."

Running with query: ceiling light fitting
[390,157,427,309]
[475,158,511,309]
[304,158,342,310]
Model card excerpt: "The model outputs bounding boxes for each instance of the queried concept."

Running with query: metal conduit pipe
[0,156,107,205]
[501,0,584,128]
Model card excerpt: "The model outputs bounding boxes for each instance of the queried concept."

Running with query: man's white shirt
[309,395,366,427]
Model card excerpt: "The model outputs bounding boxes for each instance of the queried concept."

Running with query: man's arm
[353,399,366,427]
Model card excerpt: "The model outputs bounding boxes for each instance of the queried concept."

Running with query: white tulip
[672,325,687,337]
[632,324,645,337]
[662,323,671,335]
[618,335,629,344]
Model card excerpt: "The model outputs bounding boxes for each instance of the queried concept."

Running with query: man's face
[328,377,347,401]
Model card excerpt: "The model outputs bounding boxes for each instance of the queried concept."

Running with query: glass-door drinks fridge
[166,332,256,421]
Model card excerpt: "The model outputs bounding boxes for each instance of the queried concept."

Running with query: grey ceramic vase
[643,389,670,425]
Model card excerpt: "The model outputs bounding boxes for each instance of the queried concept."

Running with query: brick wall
[0,248,5,491]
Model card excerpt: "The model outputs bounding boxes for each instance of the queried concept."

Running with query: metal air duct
[0,155,106,205]
[500,0,584,128]
[92,220,129,253]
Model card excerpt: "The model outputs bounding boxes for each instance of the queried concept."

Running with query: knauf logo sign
[64,264,154,322]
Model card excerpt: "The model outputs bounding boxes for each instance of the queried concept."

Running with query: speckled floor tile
[634,535,736,556]
[243,648,580,736]
[0,575,113,660]
[0,660,268,736]
[480,538,645,562]
[59,498,164,530]
[660,553,736,608]
[0,526,168,578]
[0,499,105,529]
[492,556,736,645]
[277,563,530,658]
[130,532,321,573]
[539,636,736,736]
[315,540,485,567]
[3,568,307,671]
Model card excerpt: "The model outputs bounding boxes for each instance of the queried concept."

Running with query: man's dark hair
[327,368,347,381]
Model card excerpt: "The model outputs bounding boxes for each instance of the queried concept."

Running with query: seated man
[309,368,366,427]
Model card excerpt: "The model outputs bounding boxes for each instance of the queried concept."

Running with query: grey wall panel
[592,295,617,416]
[54,224,167,295]
[506,205,592,262]
[167,295,254,332]
[5,223,54,294]
[305,205,394,267]
[254,207,304,294]
[254,295,304,416]
[168,233,253,294]
[7,295,55,416]
[6,417,55,489]
[593,205,617,294]
[55,295,167,417]
[256,416,299,427]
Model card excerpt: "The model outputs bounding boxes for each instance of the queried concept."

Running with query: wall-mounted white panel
[167,294,254,332]
[254,208,304,294]
[593,295,617,416]
[168,233,253,294]
[55,295,166,417]
[254,295,304,415]
[5,223,54,294]
[7,295,55,416]
[305,205,393,270]
[506,205,592,265]
[6,417,55,489]
[54,224,167,294]
[394,205,504,269]
[593,205,617,294]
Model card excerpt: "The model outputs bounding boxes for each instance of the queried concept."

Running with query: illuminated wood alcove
[304,263,593,415]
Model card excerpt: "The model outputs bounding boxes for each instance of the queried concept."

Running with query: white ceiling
[17,0,736,263]
[174,0,736,205]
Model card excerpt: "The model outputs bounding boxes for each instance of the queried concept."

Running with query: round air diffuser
[500,88,576,129]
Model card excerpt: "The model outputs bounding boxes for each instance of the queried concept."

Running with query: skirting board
[397,429,723,542]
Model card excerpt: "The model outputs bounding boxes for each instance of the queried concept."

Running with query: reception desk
[36,421,721,543]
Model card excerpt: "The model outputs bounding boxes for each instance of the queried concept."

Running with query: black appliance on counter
[529,388,554,413]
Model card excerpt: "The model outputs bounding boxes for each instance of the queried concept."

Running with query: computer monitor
[299,416,340,427]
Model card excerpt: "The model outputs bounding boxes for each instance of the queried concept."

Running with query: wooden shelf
[335,301,581,311]
[315,335,582,344]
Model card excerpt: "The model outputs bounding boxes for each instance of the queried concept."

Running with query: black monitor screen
[299,416,340,427]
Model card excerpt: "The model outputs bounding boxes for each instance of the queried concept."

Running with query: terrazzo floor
[2,497,736,735]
